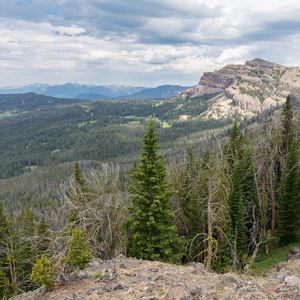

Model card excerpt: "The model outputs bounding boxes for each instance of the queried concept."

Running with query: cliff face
[179,58,300,119]
[12,248,300,300]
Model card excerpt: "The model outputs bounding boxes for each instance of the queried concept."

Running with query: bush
[31,256,55,290]
[65,228,92,271]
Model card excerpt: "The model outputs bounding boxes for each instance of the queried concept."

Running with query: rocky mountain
[12,248,300,300]
[179,58,300,119]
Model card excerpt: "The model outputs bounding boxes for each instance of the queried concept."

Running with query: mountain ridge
[179,58,300,119]
[0,83,189,100]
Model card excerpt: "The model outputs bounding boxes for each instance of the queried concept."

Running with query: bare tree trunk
[206,188,213,270]
[269,175,276,242]
[232,233,238,272]
[6,238,18,295]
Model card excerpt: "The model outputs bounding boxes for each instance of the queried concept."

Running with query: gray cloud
[1,0,300,86]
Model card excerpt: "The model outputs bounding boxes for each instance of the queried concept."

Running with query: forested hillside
[1,93,299,299]
[0,93,231,179]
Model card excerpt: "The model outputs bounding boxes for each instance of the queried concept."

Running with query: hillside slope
[12,248,300,300]
[179,58,300,119]
[0,93,78,114]
[125,85,190,99]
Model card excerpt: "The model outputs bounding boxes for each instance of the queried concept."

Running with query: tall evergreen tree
[0,202,12,299]
[281,96,294,156]
[278,135,300,245]
[179,149,206,261]
[239,146,260,250]
[276,96,295,188]
[126,120,184,263]
[37,218,50,254]
[180,150,203,238]
[67,163,91,227]
[74,163,90,193]
[228,161,248,269]
[225,122,257,269]
[16,208,36,291]
[226,121,242,168]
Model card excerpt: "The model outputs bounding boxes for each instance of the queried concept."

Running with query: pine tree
[179,149,206,261]
[0,202,8,264]
[281,96,294,156]
[0,202,11,299]
[67,163,91,227]
[16,208,36,291]
[37,218,50,254]
[31,256,55,290]
[126,120,184,263]
[239,146,260,251]
[278,136,300,245]
[226,121,242,168]
[276,96,295,189]
[180,149,203,238]
[228,161,248,269]
[0,268,11,299]
[74,163,90,193]
[65,228,91,271]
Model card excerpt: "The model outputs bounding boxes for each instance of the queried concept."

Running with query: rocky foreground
[12,248,300,300]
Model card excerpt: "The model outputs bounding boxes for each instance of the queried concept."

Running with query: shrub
[65,228,92,271]
[31,256,55,290]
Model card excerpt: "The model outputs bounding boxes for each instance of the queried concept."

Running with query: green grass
[248,241,300,276]
[0,110,18,119]
[161,121,171,129]
[93,272,103,280]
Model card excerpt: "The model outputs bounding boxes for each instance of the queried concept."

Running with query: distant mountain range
[122,85,190,99]
[0,83,190,100]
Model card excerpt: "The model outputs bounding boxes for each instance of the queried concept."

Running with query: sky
[1,0,300,87]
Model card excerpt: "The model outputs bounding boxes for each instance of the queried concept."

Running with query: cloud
[1,0,300,86]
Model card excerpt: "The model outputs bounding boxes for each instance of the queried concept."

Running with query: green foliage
[126,120,184,263]
[248,242,300,276]
[31,256,55,290]
[0,268,11,299]
[212,238,232,273]
[276,96,300,245]
[224,122,260,269]
[180,150,203,238]
[278,136,300,245]
[16,208,37,291]
[65,228,92,271]
[281,96,294,154]
[93,272,103,280]
[67,163,91,227]
[0,93,231,180]
[37,218,50,254]
[228,161,248,264]
[74,163,90,193]
[0,203,11,299]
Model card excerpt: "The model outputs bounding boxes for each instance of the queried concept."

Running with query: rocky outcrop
[12,249,300,300]
[179,58,300,119]
[180,64,242,100]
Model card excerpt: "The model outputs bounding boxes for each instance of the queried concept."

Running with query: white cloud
[1,1,300,86]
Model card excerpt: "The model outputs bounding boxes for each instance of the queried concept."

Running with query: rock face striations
[179,58,300,119]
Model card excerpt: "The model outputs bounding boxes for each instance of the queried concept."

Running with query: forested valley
[0,93,299,299]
